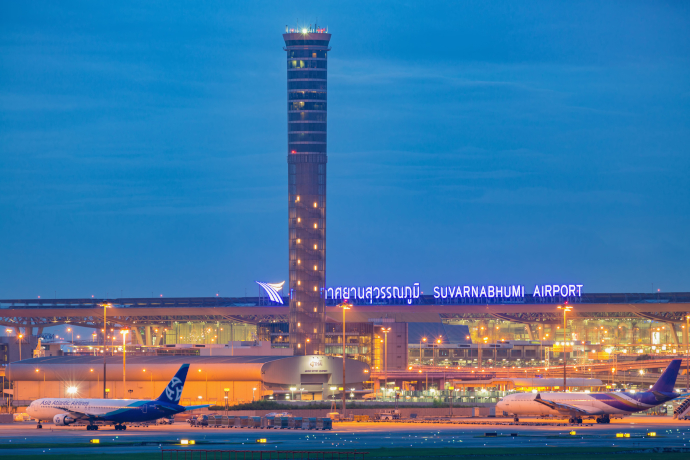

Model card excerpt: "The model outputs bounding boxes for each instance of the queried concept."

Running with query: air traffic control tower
[283,26,330,355]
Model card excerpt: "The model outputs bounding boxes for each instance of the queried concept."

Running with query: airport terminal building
[7,354,369,405]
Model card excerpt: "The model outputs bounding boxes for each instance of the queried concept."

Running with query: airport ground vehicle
[156,416,175,425]
[374,409,401,421]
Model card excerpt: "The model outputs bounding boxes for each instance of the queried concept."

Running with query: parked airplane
[496,359,682,424]
[26,363,208,430]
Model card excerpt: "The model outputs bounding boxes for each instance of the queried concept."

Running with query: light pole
[418,368,428,394]
[67,327,74,347]
[101,302,111,399]
[382,327,391,398]
[143,369,153,399]
[224,388,230,413]
[435,337,442,367]
[338,301,350,413]
[252,387,256,402]
[290,386,296,401]
[557,305,572,392]
[120,329,129,397]
[420,336,427,366]
[35,368,45,397]
[197,369,208,402]
[479,336,488,371]
[686,315,690,392]
[449,386,454,417]
[18,334,23,361]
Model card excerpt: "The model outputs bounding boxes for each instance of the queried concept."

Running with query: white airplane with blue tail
[27,364,208,430]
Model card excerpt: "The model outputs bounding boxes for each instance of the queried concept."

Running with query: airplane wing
[533,394,597,415]
[55,405,141,421]
[184,404,211,411]
[53,407,103,420]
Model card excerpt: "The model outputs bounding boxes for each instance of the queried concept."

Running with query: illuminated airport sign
[326,283,421,303]
[325,283,583,303]
[262,280,583,304]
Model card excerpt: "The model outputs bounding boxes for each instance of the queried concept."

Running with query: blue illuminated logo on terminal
[256,281,285,305]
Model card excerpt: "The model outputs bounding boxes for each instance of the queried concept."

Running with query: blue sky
[1,0,689,302]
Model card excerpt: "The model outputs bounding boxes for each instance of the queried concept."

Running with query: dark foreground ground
[0,416,688,459]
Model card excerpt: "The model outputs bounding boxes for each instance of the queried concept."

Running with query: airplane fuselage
[27,398,184,424]
[496,390,676,418]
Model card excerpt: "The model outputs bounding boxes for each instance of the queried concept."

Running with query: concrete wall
[217,407,493,418]
[0,336,40,365]
[385,323,409,371]
[13,379,264,405]
[195,341,294,356]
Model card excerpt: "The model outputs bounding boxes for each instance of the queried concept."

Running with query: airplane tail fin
[155,364,190,404]
[650,359,681,393]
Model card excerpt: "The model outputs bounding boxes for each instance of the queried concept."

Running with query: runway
[0,417,688,456]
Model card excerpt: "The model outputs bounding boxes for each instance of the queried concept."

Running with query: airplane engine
[53,414,75,426]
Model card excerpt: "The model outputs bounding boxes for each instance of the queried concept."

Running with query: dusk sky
[2,0,689,301]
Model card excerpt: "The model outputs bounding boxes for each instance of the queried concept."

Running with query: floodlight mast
[338,301,350,414]
[558,305,573,392]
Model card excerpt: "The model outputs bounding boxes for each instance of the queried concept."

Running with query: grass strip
[1,446,688,460]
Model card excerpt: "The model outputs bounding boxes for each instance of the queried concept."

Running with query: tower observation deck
[283,26,331,355]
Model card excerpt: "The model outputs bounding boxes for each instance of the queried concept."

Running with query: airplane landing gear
[87,424,99,431]
[114,424,127,431]
[568,417,583,424]
[595,416,610,424]
[513,417,519,422]
[36,421,42,429]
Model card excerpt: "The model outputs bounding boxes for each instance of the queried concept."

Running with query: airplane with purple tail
[496,359,682,424]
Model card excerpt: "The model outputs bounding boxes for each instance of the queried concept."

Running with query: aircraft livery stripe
[590,394,643,411]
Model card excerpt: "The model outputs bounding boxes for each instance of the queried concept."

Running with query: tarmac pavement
[0,416,688,456]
